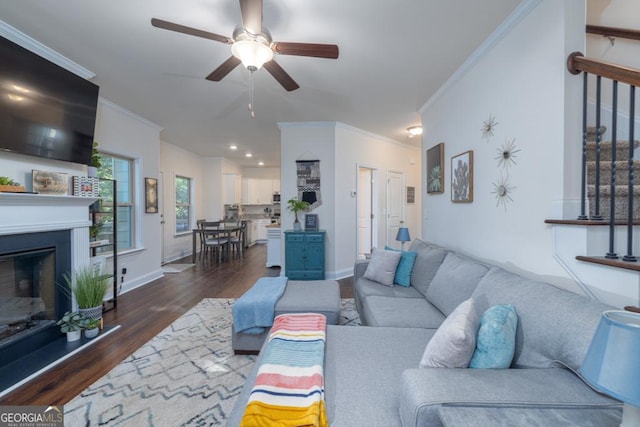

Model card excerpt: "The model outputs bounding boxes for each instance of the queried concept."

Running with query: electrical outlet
[121,267,127,275]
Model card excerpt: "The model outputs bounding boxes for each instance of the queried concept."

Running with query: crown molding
[0,20,95,79]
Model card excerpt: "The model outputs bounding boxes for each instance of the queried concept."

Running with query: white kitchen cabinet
[256,219,270,242]
[224,173,242,205]
[242,178,278,205]
[272,180,280,193]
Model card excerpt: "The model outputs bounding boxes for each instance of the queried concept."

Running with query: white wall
[280,122,421,279]
[159,140,206,263]
[420,0,585,290]
[244,167,280,180]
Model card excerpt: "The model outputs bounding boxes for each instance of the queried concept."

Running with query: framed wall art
[451,150,474,203]
[406,186,415,204]
[32,170,69,195]
[426,142,444,194]
[145,177,158,213]
[72,176,99,197]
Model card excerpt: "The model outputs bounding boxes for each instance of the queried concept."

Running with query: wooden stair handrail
[567,52,640,87]
[586,24,640,43]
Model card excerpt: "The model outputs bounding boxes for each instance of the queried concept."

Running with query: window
[97,153,134,251]
[175,176,192,234]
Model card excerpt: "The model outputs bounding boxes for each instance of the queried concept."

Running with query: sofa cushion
[408,239,448,296]
[419,298,480,368]
[361,296,445,328]
[425,252,489,316]
[385,246,417,287]
[471,268,614,371]
[469,304,518,369]
[363,248,402,287]
[354,277,424,325]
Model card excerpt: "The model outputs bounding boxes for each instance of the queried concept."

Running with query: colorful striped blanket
[240,313,328,427]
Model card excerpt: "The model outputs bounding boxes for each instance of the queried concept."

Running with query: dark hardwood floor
[0,244,353,406]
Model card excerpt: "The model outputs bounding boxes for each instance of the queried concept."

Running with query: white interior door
[386,171,403,248]
[159,170,167,264]
[357,167,374,259]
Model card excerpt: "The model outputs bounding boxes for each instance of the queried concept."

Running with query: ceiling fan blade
[206,56,242,81]
[273,42,339,59]
[263,61,299,91]
[151,18,232,44]
[239,0,263,35]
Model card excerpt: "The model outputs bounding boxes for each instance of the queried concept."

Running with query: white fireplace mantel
[0,193,98,272]
[0,193,97,235]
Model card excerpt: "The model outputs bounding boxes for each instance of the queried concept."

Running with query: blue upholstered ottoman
[232,279,340,354]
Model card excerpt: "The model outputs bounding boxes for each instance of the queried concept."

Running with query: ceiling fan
[151,0,339,93]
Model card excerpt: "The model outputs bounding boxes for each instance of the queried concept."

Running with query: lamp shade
[580,310,640,407]
[231,40,273,70]
[396,227,411,243]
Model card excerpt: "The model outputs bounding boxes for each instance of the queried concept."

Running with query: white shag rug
[64,298,360,426]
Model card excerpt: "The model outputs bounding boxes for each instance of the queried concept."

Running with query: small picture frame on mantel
[305,214,319,231]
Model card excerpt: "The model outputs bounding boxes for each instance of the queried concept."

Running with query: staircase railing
[567,52,640,262]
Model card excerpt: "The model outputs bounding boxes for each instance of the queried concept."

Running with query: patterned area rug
[64,298,360,426]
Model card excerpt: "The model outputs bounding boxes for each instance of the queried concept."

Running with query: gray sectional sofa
[228,239,622,426]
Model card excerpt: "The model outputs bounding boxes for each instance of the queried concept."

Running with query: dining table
[191,223,241,263]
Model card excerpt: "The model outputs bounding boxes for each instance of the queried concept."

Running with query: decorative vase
[79,305,102,321]
[85,328,99,339]
[294,222,301,231]
[66,330,81,342]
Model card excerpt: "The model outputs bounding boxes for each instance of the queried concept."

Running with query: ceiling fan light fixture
[407,125,423,138]
[231,38,273,70]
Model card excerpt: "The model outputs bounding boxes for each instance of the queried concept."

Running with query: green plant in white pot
[57,311,87,342]
[84,318,101,339]
[62,265,111,321]
[286,197,309,231]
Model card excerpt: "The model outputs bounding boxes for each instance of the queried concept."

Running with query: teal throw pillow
[384,246,417,287]
[469,304,518,369]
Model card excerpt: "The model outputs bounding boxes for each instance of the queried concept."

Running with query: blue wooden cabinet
[284,230,325,280]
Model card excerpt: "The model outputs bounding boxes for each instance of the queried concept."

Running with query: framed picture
[72,176,99,197]
[32,170,69,195]
[451,150,474,203]
[305,214,319,231]
[426,142,444,194]
[145,177,158,213]
[406,186,415,204]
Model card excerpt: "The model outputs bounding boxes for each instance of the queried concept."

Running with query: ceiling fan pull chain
[248,68,256,118]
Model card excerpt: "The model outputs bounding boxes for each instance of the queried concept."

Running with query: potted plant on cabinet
[62,264,111,323]
[57,311,87,342]
[286,197,310,231]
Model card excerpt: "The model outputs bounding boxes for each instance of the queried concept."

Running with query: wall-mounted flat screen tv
[0,35,99,166]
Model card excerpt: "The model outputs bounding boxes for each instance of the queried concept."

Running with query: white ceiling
[0,0,522,168]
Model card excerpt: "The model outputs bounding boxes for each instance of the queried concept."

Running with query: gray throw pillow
[419,298,480,368]
[363,248,402,287]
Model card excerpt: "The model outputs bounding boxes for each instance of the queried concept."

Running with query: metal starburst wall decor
[496,138,521,170]
[491,175,515,210]
[481,114,498,140]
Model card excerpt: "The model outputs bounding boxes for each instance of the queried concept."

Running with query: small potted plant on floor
[57,311,87,342]
[286,197,309,231]
[84,318,101,339]
[62,264,111,323]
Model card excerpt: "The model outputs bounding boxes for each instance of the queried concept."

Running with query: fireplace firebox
[0,230,71,368]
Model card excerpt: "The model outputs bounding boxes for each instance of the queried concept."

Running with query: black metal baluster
[592,76,603,220]
[579,72,589,220]
[606,80,618,259]
[624,85,637,262]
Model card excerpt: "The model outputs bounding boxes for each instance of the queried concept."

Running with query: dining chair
[196,219,207,260]
[229,220,246,259]
[201,221,229,263]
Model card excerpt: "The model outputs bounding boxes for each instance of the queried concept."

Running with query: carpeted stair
[586,126,640,220]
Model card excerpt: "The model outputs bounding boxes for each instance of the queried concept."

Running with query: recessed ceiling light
[245,153,252,158]
[229,144,238,150]
[258,161,264,166]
